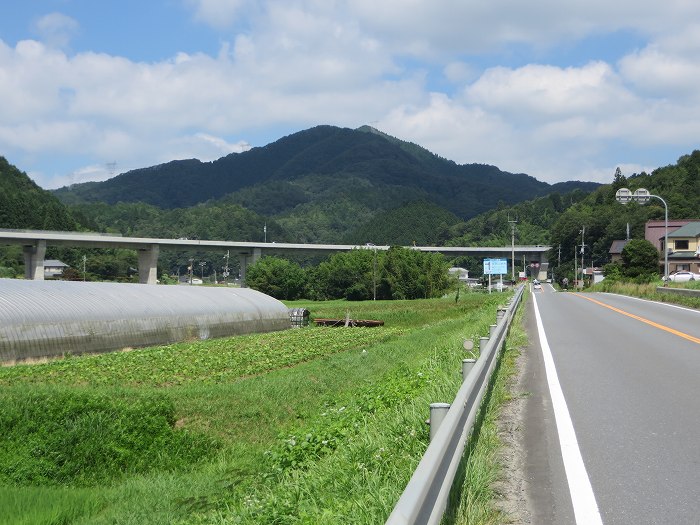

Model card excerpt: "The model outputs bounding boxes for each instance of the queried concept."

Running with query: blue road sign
[484,258,508,275]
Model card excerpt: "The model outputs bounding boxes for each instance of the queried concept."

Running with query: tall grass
[590,280,700,309]
[0,292,513,524]
[450,290,528,525]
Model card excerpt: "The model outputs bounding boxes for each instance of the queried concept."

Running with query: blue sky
[1,1,699,189]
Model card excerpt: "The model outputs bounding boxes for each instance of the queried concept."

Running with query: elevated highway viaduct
[0,229,549,285]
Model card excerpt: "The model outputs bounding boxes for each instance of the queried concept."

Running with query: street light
[615,187,668,281]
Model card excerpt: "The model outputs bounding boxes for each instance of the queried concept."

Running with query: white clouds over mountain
[1,1,699,188]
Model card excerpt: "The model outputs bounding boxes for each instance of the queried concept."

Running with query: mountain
[0,156,78,231]
[53,125,597,221]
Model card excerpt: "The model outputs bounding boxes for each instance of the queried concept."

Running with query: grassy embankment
[589,279,700,309]
[0,291,517,524]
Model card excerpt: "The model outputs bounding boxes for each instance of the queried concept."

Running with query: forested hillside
[2,147,698,285]
[0,158,83,276]
[547,152,700,277]
[0,157,78,231]
[53,125,596,221]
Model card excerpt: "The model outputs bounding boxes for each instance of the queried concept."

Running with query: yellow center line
[571,293,700,345]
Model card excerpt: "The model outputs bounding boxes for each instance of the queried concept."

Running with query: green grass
[0,292,513,524]
[589,280,700,309]
[0,486,103,525]
[450,290,528,525]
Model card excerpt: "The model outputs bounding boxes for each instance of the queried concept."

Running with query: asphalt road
[522,283,700,525]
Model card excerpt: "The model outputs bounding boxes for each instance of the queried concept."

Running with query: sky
[2,1,700,190]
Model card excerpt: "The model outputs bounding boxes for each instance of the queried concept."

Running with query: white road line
[601,292,700,314]
[532,292,604,525]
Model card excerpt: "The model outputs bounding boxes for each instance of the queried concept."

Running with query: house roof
[609,239,630,254]
[668,221,700,238]
[43,259,69,267]
[668,251,699,259]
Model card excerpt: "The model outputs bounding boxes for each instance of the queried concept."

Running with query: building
[448,267,481,287]
[43,259,69,278]
[645,219,700,252]
[665,222,700,274]
[608,240,630,264]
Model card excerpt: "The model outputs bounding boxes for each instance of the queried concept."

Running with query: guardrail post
[429,403,451,441]
[479,336,489,353]
[497,308,506,321]
[462,359,476,381]
[489,324,497,338]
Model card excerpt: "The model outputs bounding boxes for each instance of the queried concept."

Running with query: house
[645,219,700,252]
[44,259,69,278]
[448,267,469,281]
[665,221,700,274]
[583,267,605,284]
[448,267,481,288]
[608,240,630,264]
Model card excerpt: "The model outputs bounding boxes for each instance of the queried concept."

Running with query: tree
[313,249,377,301]
[612,166,627,190]
[245,256,307,300]
[621,239,659,281]
[380,247,450,299]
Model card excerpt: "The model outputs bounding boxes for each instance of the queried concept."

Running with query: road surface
[521,283,700,524]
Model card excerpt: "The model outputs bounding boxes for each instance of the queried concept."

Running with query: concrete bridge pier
[23,240,46,280]
[239,248,262,287]
[137,244,160,284]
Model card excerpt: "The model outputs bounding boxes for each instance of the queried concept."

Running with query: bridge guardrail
[386,284,525,525]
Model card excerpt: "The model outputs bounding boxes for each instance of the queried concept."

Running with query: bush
[0,387,219,486]
[246,256,307,300]
[621,239,660,279]
[0,266,16,278]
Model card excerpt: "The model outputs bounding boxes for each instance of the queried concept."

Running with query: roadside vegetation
[450,290,528,524]
[589,279,700,309]
[0,291,516,524]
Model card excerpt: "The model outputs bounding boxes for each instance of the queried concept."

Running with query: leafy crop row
[0,327,402,388]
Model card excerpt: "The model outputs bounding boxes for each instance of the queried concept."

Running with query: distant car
[667,271,697,282]
[533,280,542,290]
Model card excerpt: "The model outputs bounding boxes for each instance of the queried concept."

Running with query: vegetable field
[0,293,507,524]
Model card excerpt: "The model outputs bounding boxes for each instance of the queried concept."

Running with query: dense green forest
[52,125,597,220]
[0,157,78,232]
[2,132,699,289]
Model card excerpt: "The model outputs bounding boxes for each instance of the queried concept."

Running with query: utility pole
[223,250,230,284]
[555,244,561,283]
[508,214,517,282]
[188,258,194,285]
[579,227,587,288]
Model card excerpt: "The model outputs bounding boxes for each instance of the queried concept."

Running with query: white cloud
[3,1,700,190]
[185,0,248,29]
[33,12,79,50]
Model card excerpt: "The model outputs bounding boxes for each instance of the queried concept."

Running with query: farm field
[0,292,510,524]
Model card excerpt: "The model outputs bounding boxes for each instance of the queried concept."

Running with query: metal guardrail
[386,284,525,525]
[656,286,700,298]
